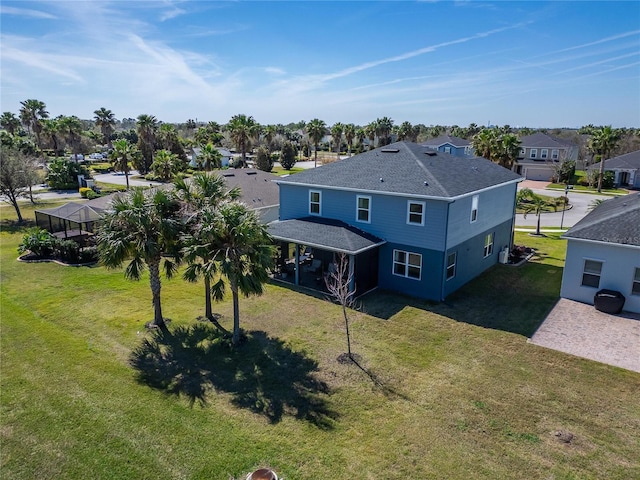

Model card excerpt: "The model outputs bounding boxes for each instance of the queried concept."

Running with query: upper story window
[393,250,422,280]
[581,259,603,288]
[356,195,371,223]
[632,267,640,295]
[446,252,457,280]
[464,146,471,155]
[444,146,452,154]
[541,149,548,159]
[530,149,538,159]
[552,149,559,160]
[483,232,494,257]
[309,190,321,215]
[407,201,425,226]
[470,195,479,223]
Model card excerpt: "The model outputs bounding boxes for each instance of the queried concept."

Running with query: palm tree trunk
[204,276,212,320]
[148,260,166,330]
[597,154,605,193]
[536,212,541,236]
[314,144,318,168]
[231,282,241,345]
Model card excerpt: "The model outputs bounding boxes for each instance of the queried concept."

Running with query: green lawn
[1,204,638,479]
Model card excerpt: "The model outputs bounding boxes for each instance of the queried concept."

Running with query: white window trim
[541,149,548,159]
[483,232,494,258]
[551,149,559,160]
[356,195,371,224]
[444,146,452,154]
[446,252,457,280]
[581,258,603,288]
[406,201,426,226]
[470,195,479,223]
[530,149,537,159]
[309,190,321,216]
[392,249,422,280]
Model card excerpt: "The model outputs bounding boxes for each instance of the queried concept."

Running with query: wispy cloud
[531,29,640,58]
[0,5,57,19]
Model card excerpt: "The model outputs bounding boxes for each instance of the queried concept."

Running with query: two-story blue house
[421,135,473,157]
[268,142,523,301]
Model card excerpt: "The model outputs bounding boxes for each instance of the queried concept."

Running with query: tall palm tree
[306,118,327,168]
[151,149,181,181]
[182,201,274,345]
[227,114,260,168]
[93,107,116,147]
[96,188,183,330]
[263,124,277,152]
[330,122,344,160]
[397,121,413,141]
[355,128,366,152]
[58,115,83,161]
[344,123,356,157]
[19,99,49,149]
[472,129,498,161]
[589,125,620,193]
[176,173,240,321]
[364,122,377,150]
[40,118,61,155]
[136,114,158,174]
[496,133,521,170]
[1,112,22,136]
[109,139,138,190]
[375,117,394,146]
[196,143,222,171]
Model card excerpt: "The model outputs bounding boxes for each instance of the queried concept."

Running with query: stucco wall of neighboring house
[443,219,513,298]
[561,239,640,313]
[446,183,518,248]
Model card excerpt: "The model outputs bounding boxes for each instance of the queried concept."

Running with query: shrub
[18,228,57,258]
[280,141,297,170]
[255,146,273,172]
[79,187,92,198]
[79,246,99,264]
[46,158,88,190]
[55,240,81,263]
[602,171,615,189]
[85,190,99,200]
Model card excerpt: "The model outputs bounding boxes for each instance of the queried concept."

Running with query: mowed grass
[1,203,639,479]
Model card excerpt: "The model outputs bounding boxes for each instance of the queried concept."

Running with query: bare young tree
[324,252,356,361]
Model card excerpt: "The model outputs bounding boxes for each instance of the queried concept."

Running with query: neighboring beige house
[514,132,578,181]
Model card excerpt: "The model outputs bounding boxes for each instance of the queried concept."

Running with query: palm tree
[109,139,138,190]
[93,107,116,147]
[151,149,181,181]
[58,115,83,161]
[330,122,344,160]
[176,172,240,321]
[40,118,61,155]
[96,188,183,330]
[1,112,22,136]
[136,114,158,174]
[263,124,277,152]
[375,117,394,146]
[182,201,274,345]
[397,121,413,141]
[496,133,521,169]
[355,128,366,152]
[196,143,222,171]
[344,123,356,157]
[19,99,49,149]
[227,114,260,168]
[306,118,326,168]
[517,188,554,236]
[364,122,377,150]
[589,126,620,193]
[472,129,498,161]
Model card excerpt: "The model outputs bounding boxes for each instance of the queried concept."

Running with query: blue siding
[279,184,448,250]
[446,184,517,248]
[442,219,513,298]
[378,242,444,301]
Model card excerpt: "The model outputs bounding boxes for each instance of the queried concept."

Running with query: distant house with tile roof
[560,193,640,313]
[269,141,523,300]
[514,132,578,181]
[586,150,640,189]
[422,135,473,157]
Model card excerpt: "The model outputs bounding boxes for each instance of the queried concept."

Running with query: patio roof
[35,202,104,224]
[268,217,385,255]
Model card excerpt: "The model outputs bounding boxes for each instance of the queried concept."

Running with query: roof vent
[246,171,257,175]
[425,151,437,156]
[380,177,384,182]
[222,173,235,177]
[381,148,399,153]
[424,181,429,186]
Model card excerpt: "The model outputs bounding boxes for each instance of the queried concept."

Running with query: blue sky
[1,1,639,128]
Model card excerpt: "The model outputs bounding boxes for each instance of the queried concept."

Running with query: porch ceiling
[268,217,385,255]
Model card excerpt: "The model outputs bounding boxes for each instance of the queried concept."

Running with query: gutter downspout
[441,200,451,302]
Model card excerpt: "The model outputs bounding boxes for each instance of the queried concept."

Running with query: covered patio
[35,202,105,245]
[268,217,385,295]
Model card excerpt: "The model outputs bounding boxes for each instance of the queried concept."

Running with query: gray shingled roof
[421,135,471,148]
[268,217,385,254]
[562,193,640,246]
[586,149,640,171]
[220,170,280,208]
[518,132,575,149]
[276,141,522,198]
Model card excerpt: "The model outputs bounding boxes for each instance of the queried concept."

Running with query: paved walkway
[529,298,640,373]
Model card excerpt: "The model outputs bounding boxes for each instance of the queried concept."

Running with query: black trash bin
[594,289,625,314]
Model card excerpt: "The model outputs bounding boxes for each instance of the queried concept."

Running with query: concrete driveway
[529,298,640,372]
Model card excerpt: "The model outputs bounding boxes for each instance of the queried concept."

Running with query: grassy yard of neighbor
[1,202,638,479]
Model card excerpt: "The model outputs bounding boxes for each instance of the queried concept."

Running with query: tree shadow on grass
[0,218,36,234]
[129,323,337,429]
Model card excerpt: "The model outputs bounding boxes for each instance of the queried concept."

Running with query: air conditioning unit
[498,248,509,264]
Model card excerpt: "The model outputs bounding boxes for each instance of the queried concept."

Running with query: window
[446,252,456,280]
[483,233,494,257]
[444,146,452,154]
[464,146,471,155]
[470,195,479,223]
[407,201,425,226]
[541,149,548,159]
[552,149,559,160]
[519,148,525,156]
[356,195,371,223]
[309,190,321,215]
[393,250,422,280]
[581,259,603,288]
[632,268,640,295]
[530,149,537,159]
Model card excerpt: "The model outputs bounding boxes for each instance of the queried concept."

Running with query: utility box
[498,247,509,264]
